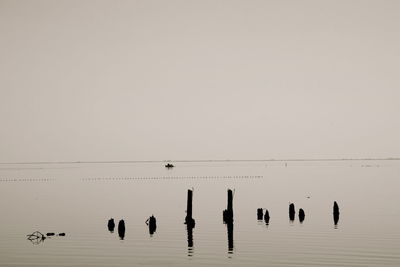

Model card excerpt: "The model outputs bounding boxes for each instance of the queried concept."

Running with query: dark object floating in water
[108,218,115,232]
[299,208,305,223]
[146,215,157,235]
[185,189,196,228]
[27,231,46,244]
[118,220,125,240]
[46,233,55,236]
[58,233,66,236]
[165,163,174,168]
[289,203,295,221]
[257,208,263,220]
[264,209,270,225]
[223,189,234,224]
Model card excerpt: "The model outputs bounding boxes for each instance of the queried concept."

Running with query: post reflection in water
[227,222,234,254]
[333,212,340,228]
[186,225,194,257]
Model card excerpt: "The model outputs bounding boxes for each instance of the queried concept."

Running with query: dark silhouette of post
[108,218,115,232]
[333,201,340,227]
[257,208,263,220]
[185,189,196,227]
[289,203,295,222]
[227,221,234,253]
[223,189,234,223]
[118,220,125,240]
[187,225,194,256]
[146,215,157,235]
[264,209,270,225]
[299,208,305,223]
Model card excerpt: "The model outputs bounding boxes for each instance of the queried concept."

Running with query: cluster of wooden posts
[107,189,340,244]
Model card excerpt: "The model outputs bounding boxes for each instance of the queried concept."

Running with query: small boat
[165,163,174,168]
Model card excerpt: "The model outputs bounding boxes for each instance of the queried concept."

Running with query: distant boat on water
[165,163,174,168]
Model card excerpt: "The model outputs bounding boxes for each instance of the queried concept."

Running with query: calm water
[0,160,399,266]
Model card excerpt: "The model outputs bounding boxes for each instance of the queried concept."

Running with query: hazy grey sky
[1,0,399,162]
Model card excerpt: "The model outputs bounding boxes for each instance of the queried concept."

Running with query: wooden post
[185,189,195,227]
[223,189,234,223]
[289,203,295,221]
[264,209,270,225]
[187,190,193,220]
[118,220,125,240]
[299,208,305,222]
[257,208,263,220]
[333,201,340,215]
[333,201,340,226]
[227,189,233,212]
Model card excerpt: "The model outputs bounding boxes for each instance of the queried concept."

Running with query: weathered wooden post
[333,201,340,215]
[108,218,115,232]
[299,208,305,223]
[289,203,295,221]
[185,189,196,227]
[118,220,125,240]
[146,215,157,235]
[264,209,270,225]
[257,208,263,220]
[223,189,234,223]
[333,201,340,226]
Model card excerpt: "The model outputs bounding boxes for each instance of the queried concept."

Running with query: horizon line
[0,157,399,165]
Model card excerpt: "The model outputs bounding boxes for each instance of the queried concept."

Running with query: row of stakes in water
[106,189,340,240]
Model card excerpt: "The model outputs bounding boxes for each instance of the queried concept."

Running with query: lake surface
[0,160,399,266]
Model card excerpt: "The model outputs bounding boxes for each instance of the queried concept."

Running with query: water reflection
[186,225,194,257]
[227,222,234,254]
[333,212,340,228]
[118,220,125,240]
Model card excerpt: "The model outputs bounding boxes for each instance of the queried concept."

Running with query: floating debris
[165,163,174,168]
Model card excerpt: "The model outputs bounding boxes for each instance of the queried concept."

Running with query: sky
[1,0,400,162]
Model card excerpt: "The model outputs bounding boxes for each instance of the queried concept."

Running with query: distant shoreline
[0,158,399,165]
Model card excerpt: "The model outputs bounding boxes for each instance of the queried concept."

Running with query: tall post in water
[228,189,233,213]
[185,189,195,227]
[223,189,234,223]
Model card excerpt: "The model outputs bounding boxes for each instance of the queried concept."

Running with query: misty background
[1,0,399,162]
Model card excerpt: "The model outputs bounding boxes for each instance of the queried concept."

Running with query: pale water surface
[0,160,399,266]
